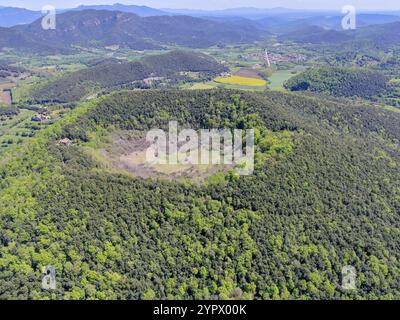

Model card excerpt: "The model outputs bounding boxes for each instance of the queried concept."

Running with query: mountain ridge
[0,10,264,54]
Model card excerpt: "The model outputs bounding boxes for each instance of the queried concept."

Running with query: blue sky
[1,0,399,11]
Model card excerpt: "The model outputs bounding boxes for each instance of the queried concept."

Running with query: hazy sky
[1,0,399,11]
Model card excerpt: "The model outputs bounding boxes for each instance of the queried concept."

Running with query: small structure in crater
[59,138,72,146]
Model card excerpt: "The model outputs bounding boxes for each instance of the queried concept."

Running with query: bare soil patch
[0,81,15,106]
[100,130,234,180]
[233,68,263,79]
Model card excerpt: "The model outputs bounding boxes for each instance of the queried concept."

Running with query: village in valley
[187,43,309,91]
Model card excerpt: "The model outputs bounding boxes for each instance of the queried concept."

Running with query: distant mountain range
[266,13,400,33]
[278,26,353,44]
[1,5,400,53]
[278,22,400,47]
[161,7,301,18]
[0,4,169,27]
[70,4,167,17]
[0,10,264,54]
[1,4,400,28]
[0,7,43,27]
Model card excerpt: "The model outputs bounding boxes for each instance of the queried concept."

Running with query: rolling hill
[31,50,228,102]
[352,21,400,48]
[278,26,352,44]
[284,66,388,97]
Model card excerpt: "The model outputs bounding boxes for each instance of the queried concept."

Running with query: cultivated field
[215,75,267,87]
[0,80,15,106]
[0,109,36,154]
[268,66,307,90]
[233,68,263,79]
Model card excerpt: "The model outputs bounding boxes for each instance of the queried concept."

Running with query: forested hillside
[353,21,400,49]
[284,67,389,98]
[1,89,399,300]
[279,26,352,44]
[31,51,227,103]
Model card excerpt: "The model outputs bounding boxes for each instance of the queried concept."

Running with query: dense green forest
[2,2,400,302]
[1,89,399,300]
[284,66,389,98]
[31,51,227,103]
